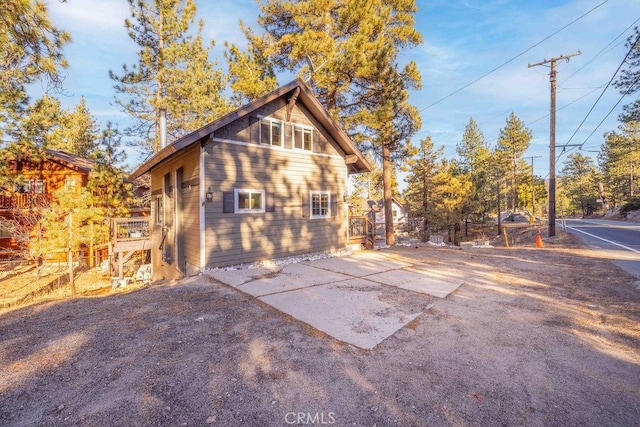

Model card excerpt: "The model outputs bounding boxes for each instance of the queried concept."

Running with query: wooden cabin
[130,79,371,280]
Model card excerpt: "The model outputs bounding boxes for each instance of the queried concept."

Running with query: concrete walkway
[206,251,464,349]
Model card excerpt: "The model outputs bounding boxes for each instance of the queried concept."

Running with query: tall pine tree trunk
[383,144,395,245]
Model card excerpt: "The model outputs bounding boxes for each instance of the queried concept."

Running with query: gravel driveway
[1,233,639,426]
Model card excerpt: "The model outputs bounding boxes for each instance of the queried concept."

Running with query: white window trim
[310,191,331,219]
[292,123,314,151]
[235,188,266,213]
[259,117,284,147]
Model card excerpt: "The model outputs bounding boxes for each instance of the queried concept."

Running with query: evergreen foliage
[255,0,422,244]
[110,0,230,154]
[224,22,279,106]
[0,0,70,135]
[614,27,640,123]
[559,153,600,217]
[494,112,532,211]
[599,120,640,206]
[456,117,492,221]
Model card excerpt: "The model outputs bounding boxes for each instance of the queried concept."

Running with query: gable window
[293,124,313,151]
[310,191,330,218]
[260,118,283,147]
[235,189,265,213]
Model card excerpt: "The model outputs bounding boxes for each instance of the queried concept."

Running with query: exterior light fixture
[206,187,214,202]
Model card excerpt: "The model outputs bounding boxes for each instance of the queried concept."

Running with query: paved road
[561,218,640,283]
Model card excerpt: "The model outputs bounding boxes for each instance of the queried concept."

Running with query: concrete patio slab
[258,278,422,349]
[366,267,463,298]
[238,263,352,297]
[304,251,412,277]
[207,265,281,288]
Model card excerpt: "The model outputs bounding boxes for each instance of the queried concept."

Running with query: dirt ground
[1,231,639,426]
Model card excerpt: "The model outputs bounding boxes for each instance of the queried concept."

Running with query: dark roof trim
[130,79,371,179]
[45,149,96,173]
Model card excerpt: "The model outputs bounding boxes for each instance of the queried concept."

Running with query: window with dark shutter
[331,194,338,217]
[222,191,234,213]
[265,192,275,212]
[302,192,310,218]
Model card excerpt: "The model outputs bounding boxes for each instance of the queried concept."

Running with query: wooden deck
[348,215,375,249]
[109,217,151,279]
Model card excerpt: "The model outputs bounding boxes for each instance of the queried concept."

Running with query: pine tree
[456,117,491,224]
[48,97,99,156]
[224,22,278,106]
[495,112,532,211]
[349,153,383,206]
[600,121,640,204]
[86,123,133,219]
[256,0,422,244]
[559,153,600,216]
[110,0,229,154]
[614,27,640,123]
[41,187,104,294]
[0,0,70,134]
[3,95,63,163]
[403,137,444,241]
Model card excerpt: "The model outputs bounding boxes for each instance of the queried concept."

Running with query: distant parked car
[503,213,530,223]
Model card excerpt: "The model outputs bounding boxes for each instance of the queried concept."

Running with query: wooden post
[503,227,509,248]
[89,220,95,268]
[68,212,76,295]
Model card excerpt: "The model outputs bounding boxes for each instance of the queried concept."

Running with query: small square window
[293,125,313,151]
[64,177,77,191]
[310,191,330,218]
[260,118,283,147]
[235,189,265,213]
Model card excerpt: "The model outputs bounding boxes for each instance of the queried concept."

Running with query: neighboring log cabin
[0,150,96,255]
[130,79,371,280]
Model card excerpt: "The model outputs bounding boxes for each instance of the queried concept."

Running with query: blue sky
[38,0,640,180]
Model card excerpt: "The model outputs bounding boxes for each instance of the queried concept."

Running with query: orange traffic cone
[536,234,543,248]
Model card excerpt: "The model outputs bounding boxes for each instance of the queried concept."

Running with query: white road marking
[564,224,640,255]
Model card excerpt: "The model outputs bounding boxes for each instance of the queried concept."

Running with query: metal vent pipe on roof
[159,108,167,148]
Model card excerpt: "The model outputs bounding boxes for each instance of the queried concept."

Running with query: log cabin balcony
[0,193,51,210]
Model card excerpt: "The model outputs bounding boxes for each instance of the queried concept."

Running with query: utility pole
[525,155,541,218]
[529,51,581,237]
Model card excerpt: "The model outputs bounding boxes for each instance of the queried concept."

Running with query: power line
[579,74,640,147]
[581,92,640,151]
[563,32,640,149]
[559,17,639,85]
[418,0,609,113]
[528,51,582,237]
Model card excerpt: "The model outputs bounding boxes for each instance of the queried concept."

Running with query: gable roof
[361,197,405,213]
[45,149,96,173]
[130,79,371,179]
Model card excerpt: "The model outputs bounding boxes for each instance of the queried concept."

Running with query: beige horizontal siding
[213,99,342,157]
[203,141,347,268]
[149,143,201,278]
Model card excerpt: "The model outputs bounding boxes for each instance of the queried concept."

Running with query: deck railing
[0,194,50,209]
[112,217,151,241]
[348,215,375,249]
